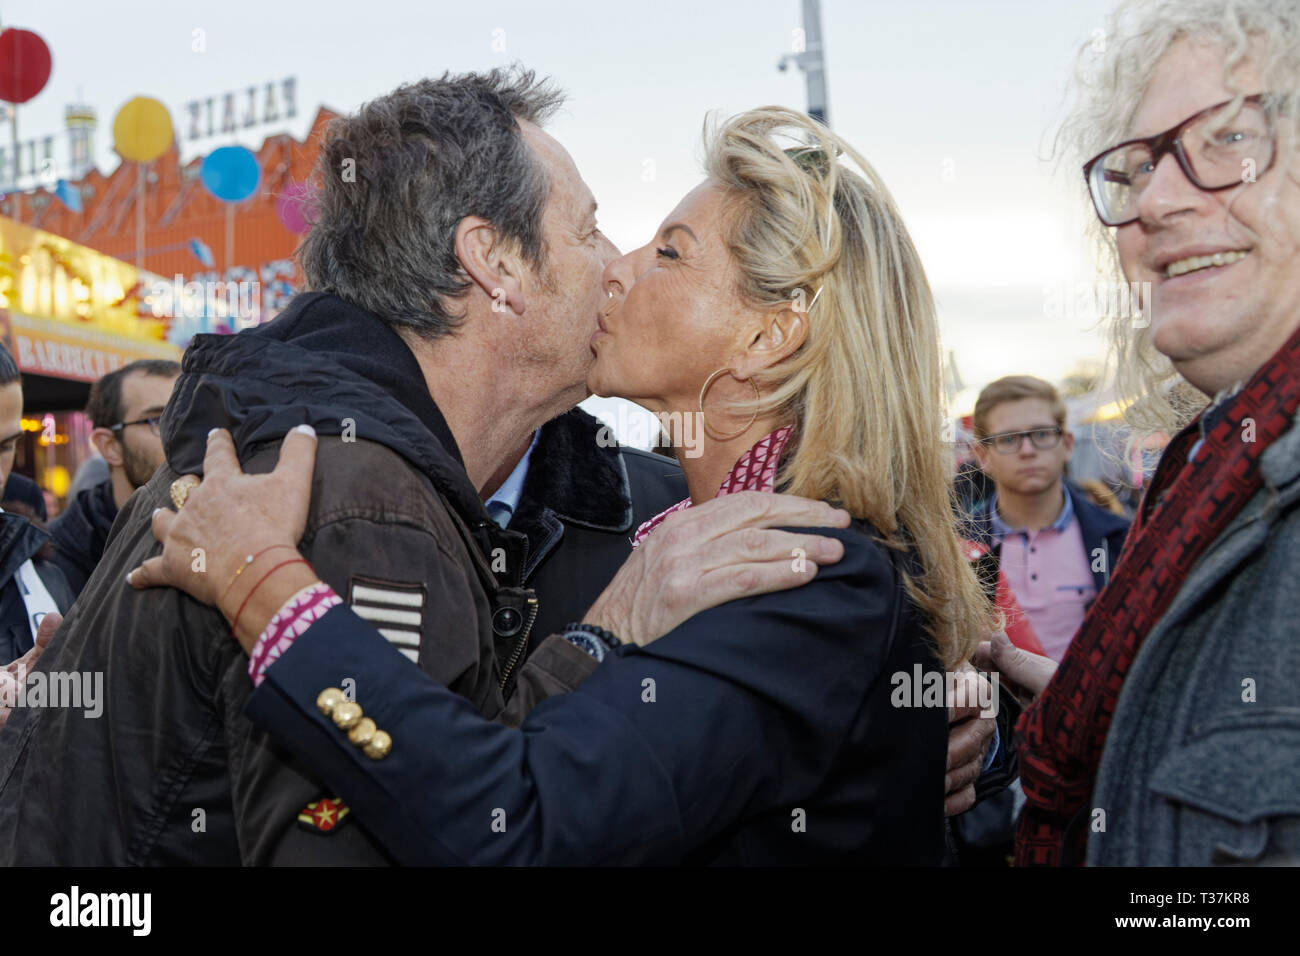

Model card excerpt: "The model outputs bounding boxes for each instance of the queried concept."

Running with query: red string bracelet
[231,558,310,638]
[218,545,300,607]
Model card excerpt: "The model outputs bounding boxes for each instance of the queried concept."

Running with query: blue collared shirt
[485,431,540,529]
[987,486,1073,538]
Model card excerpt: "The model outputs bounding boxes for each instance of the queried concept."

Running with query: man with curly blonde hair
[1012,0,1300,866]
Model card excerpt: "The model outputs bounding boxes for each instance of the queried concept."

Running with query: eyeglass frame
[1082,92,1282,227]
[109,415,163,437]
[977,426,1065,455]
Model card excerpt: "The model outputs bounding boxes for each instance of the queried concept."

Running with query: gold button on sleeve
[363,730,392,760]
[348,717,377,747]
[316,688,345,716]
[332,700,363,730]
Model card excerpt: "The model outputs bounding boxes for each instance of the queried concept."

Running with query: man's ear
[453,216,527,317]
[732,305,808,379]
[971,441,989,472]
[90,427,123,467]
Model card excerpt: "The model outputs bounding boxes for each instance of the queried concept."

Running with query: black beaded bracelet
[562,622,623,651]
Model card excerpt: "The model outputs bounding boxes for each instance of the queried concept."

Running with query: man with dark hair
[0,68,841,865]
[49,360,181,597]
[298,73,562,339]
[0,346,73,663]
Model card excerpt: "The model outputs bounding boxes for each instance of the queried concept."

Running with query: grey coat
[1088,408,1300,865]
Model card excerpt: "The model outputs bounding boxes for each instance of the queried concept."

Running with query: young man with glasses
[955,376,1129,864]
[967,376,1129,664]
[49,359,180,597]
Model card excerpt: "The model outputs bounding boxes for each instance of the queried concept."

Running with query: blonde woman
[130,107,995,864]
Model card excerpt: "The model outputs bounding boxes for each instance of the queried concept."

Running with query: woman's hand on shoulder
[127,426,318,620]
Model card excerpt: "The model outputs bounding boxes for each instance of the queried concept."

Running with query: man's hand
[583,492,850,647]
[974,631,1057,699]
[0,612,63,728]
[944,662,995,816]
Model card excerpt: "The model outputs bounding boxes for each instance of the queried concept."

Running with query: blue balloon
[200,146,261,203]
[54,179,83,213]
[188,238,215,268]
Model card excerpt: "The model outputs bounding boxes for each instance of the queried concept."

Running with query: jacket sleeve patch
[348,576,426,663]
[297,797,351,834]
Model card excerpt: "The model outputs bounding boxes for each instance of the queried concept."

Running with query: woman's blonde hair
[703,106,993,669]
[1057,0,1300,438]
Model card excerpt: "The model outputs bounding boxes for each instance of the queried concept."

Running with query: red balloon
[0,28,52,104]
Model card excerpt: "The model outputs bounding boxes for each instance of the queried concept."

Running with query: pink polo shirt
[990,491,1096,663]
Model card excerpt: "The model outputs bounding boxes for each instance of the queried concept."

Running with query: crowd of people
[0,0,1294,866]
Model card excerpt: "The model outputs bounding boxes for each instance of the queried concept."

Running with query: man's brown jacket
[0,292,596,864]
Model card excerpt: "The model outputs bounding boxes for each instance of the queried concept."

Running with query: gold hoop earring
[698,368,760,442]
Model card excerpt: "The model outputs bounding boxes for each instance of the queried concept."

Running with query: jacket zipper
[499,595,539,692]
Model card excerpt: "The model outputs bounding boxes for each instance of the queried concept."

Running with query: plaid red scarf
[1015,324,1300,866]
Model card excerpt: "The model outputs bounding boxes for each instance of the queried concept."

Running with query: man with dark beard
[49,360,180,597]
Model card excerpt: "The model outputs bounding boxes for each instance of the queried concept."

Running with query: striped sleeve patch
[347,577,427,663]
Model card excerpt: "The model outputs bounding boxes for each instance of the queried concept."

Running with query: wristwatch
[561,622,623,662]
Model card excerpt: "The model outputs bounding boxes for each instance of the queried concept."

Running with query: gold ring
[169,475,201,509]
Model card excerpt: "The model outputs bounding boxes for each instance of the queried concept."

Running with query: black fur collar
[510,407,633,537]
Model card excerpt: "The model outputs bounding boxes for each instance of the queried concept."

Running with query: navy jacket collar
[968,481,1130,592]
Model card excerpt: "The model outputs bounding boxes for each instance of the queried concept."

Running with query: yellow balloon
[113,97,174,162]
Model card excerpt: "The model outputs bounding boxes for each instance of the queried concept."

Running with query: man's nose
[598,231,622,268]
[1134,152,1211,225]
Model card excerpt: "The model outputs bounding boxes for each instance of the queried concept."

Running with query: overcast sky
[6,0,1122,432]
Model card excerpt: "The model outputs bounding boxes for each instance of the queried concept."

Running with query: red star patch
[297,797,351,834]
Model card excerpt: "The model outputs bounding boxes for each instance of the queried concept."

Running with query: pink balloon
[275,181,315,234]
